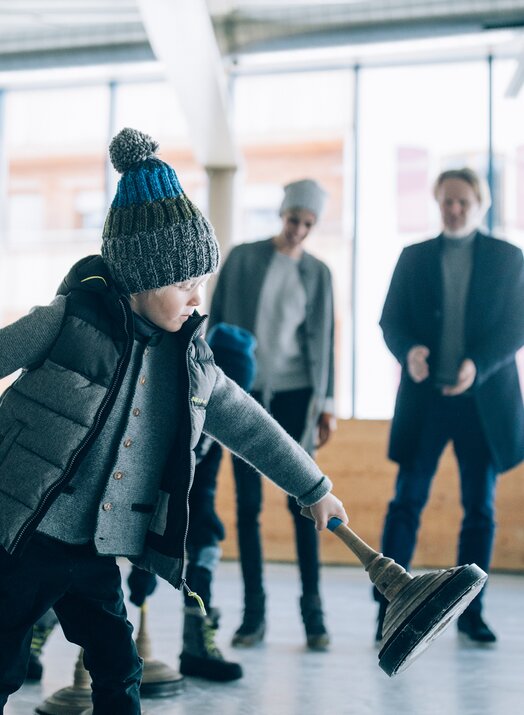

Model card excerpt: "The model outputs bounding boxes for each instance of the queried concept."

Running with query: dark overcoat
[380,232,524,473]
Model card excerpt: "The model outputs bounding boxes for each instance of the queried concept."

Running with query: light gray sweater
[209,238,335,453]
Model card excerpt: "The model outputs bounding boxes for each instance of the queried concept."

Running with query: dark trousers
[232,387,320,600]
[377,393,497,614]
[184,440,225,609]
[0,534,142,714]
[128,441,226,611]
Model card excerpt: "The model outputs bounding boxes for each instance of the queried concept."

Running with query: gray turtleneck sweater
[434,233,475,387]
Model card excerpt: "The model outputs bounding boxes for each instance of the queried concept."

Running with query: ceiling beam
[505,44,524,97]
[137,0,238,169]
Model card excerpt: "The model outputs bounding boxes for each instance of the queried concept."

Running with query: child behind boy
[130,321,259,683]
[0,127,347,714]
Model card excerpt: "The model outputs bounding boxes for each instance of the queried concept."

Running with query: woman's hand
[317,412,337,448]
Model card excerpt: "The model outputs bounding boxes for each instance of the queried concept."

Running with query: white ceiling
[0,0,524,73]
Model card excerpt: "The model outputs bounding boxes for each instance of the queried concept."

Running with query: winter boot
[179,608,243,682]
[300,594,330,651]
[457,611,497,643]
[207,606,221,630]
[231,592,266,647]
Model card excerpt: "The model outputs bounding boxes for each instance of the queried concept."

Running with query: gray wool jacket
[0,256,332,588]
[208,238,335,454]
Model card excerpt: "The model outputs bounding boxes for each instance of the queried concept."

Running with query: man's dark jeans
[376,392,498,614]
[0,534,142,714]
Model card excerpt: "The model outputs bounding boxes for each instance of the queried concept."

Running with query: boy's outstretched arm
[203,369,348,529]
[0,296,66,378]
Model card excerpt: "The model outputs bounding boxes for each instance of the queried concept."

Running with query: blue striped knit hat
[102,127,220,294]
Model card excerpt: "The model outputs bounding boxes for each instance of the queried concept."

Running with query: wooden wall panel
[215,419,524,572]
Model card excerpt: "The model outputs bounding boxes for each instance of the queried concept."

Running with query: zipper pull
[181,579,207,617]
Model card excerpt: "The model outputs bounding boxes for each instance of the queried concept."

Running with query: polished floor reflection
[5,561,523,715]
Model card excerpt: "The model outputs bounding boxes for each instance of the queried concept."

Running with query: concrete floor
[4,560,523,715]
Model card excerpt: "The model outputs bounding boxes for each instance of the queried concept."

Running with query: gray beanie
[102,127,220,294]
[279,179,327,219]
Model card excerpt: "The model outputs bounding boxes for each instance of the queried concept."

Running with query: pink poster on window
[397,147,429,234]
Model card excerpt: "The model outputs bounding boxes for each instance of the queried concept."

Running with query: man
[376,167,524,644]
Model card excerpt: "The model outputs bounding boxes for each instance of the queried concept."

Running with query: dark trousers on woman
[0,534,142,714]
[376,392,498,614]
[232,387,320,602]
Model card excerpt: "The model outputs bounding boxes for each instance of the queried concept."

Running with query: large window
[234,70,354,414]
[2,86,109,321]
[493,59,524,250]
[114,81,207,205]
[492,59,524,385]
[355,62,489,418]
[0,51,522,417]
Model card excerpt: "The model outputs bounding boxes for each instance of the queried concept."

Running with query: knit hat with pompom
[102,127,220,294]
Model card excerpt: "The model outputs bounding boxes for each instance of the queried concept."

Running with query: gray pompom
[109,127,159,174]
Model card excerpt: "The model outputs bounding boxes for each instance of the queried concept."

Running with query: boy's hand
[306,493,348,531]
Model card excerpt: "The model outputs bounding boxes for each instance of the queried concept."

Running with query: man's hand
[407,345,430,383]
[307,493,348,531]
[441,359,476,396]
[317,412,336,448]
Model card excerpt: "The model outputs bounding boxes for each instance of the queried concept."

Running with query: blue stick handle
[327,517,343,532]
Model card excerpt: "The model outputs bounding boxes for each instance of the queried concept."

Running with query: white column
[204,166,242,309]
[137,0,239,168]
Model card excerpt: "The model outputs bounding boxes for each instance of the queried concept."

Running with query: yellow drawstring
[186,588,207,617]
[80,275,108,286]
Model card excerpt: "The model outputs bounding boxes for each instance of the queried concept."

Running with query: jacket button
[124,438,132,448]
[114,471,123,480]
[133,408,140,417]
[102,502,113,511]
[139,375,146,385]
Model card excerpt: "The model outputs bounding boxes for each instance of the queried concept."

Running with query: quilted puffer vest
[0,256,217,578]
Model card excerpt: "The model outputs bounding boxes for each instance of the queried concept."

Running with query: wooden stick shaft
[300,510,412,599]
[329,522,381,570]
[300,508,380,568]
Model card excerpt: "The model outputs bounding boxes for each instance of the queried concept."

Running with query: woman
[209,178,336,651]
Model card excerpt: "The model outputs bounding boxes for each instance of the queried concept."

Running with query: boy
[27,323,257,684]
[0,127,347,714]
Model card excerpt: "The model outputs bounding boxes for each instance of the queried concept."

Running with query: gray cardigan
[208,238,335,453]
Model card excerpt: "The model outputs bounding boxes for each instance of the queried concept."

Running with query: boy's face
[131,275,210,332]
